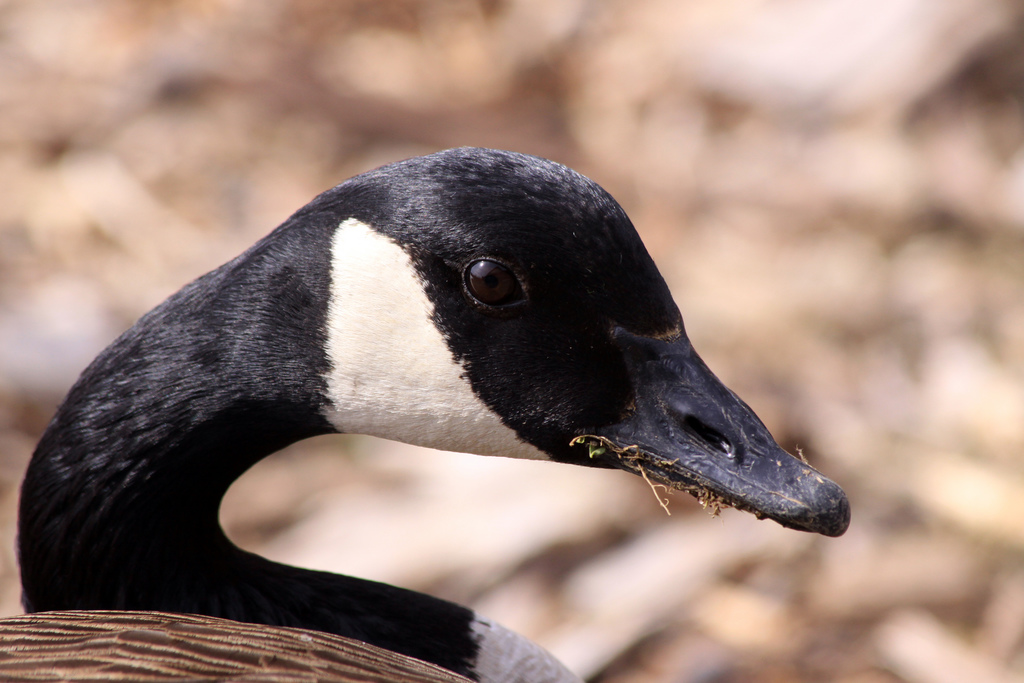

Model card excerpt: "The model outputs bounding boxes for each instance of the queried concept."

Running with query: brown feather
[0,611,474,682]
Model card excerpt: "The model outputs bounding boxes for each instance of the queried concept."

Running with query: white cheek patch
[323,218,548,461]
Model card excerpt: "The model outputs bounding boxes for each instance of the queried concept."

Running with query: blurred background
[1,1,1023,681]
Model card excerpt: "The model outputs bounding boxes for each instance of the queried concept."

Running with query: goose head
[310,147,849,536]
[19,146,849,683]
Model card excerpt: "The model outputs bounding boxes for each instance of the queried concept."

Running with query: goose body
[15,148,849,682]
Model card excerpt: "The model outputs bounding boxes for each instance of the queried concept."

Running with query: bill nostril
[681,415,735,458]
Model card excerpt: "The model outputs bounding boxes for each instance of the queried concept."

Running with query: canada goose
[12,148,849,682]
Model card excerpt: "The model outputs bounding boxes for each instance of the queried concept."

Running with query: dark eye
[464,260,524,306]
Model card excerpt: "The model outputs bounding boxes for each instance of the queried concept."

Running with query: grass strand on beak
[637,464,672,515]
[571,435,732,518]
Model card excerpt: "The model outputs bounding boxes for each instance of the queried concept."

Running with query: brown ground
[2,1,1024,681]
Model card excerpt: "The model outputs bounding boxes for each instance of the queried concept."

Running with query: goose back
[0,611,472,682]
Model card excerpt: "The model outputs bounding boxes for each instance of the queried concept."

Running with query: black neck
[17,221,480,678]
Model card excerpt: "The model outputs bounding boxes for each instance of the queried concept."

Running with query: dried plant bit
[572,434,630,460]
[695,488,729,517]
[637,465,672,515]
[570,434,732,519]
[570,435,643,461]
[570,434,616,450]
[795,445,809,464]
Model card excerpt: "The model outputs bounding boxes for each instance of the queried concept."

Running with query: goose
[10,147,850,682]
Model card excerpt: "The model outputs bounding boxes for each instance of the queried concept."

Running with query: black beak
[578,328,850,537]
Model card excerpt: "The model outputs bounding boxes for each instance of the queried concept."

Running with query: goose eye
[465,260,523,306]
